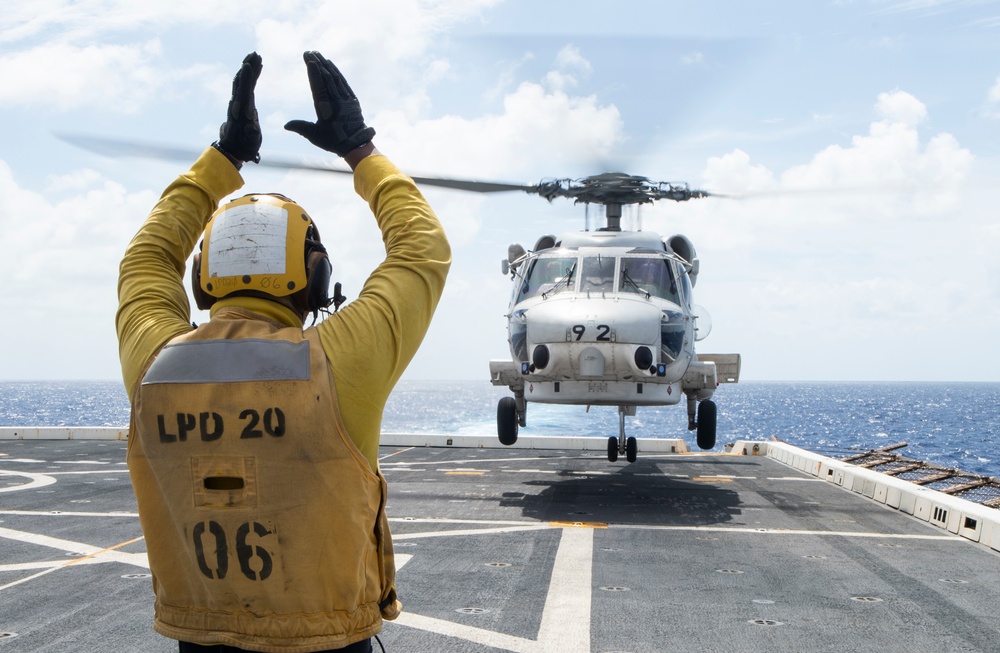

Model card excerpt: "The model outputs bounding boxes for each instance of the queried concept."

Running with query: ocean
[1,380,997,477]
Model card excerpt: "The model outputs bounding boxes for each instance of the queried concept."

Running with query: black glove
[215,52,262,165]
[284,51,375,157]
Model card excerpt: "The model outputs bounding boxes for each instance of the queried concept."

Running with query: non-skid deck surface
[1,440,998,652]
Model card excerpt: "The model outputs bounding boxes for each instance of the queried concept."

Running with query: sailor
[116,51,450,652]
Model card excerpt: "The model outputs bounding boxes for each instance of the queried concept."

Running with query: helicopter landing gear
[685,392,718,450]
[497,396,518,445]
[607,406,638,463]
[696,399,717,450]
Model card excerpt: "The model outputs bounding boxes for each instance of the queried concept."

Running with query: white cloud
[702,148,776,193]
[875,89,927,126]
[637,88,994,380]
[366,42,621,180]
[767,90,970,206]
[555,45,591,73]
[689,90,972,232]
[375,81,624,180]
[0,164,153,297]
[544,45,592,92]
[0,41,166,112]
[1,0,500,118]
[253,1,502,118]
[0,160,159,379]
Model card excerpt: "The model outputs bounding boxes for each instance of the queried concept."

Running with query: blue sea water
[1,380,997,477]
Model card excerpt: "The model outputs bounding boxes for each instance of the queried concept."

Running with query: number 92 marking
[571,324,611,341]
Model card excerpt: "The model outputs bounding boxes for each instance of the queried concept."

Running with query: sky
[1,0,999,383]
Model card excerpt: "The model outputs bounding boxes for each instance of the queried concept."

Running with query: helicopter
[473,172,741,462]
[58,134,740,461]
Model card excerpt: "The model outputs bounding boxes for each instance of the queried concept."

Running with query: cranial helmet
[191,193,332,318]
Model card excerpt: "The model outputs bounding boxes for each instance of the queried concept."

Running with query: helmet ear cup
[190,251,216,311]
[305,247,331,312]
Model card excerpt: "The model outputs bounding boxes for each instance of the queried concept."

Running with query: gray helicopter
[478,172,741,462]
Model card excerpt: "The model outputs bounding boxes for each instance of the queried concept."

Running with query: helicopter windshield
[581,255,616,293]
[619,256,682,304]
[516,256,577,302]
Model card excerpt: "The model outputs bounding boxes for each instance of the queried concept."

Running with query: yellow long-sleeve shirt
[117,147,450,470]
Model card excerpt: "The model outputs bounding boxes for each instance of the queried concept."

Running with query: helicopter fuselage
[482,180,740,459]
[492,229,719,410]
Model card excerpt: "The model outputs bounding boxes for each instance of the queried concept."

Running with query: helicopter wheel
[607,436,618,462]
[626,436,637,463]
[497,397,519,446]
[696,400,717,450]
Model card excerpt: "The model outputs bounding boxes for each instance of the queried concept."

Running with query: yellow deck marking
[0,534,145,592]
[63,535,145,567]
[379,446,416,460]
[549,521,608,529]
[445,471,486,476]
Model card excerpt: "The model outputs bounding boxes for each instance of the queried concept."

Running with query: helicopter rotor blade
[703,183,937,201]
[56,133,542,193]
[57,133,207,165]
[405,176,537,193]
[56,133,756,203]
[56,133,356,176]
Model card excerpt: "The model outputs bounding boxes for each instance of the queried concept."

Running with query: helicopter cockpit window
[516,256,577,302]
[581,256,616,293]
[620,257,681,304]
[679,267,693,307]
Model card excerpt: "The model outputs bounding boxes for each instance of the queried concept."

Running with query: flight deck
[1,434,999,652]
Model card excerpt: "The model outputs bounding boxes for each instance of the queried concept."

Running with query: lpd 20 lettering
[157,407,286,443]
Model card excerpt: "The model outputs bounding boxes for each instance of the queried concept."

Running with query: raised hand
[284,51,375,157]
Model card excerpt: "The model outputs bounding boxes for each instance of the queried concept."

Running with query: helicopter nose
[578,347,606,376]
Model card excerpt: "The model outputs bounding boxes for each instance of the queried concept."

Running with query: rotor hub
[532,172,707,207]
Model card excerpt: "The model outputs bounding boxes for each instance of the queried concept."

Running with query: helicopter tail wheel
[626,436,637,463]
[497,396,519,446]
[696,399,717,450]
[607,436,619,462]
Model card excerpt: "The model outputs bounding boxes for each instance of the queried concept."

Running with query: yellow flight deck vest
[128,308,400,652]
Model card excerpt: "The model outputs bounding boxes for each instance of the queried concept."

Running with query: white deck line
[732,439,1000,555]
[0,427,690,452]
[4,428,998,554]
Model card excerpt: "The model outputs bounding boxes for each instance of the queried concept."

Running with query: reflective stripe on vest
[142,339,310,384]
